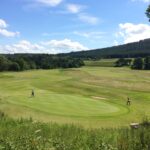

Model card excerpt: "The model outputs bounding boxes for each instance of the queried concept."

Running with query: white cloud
[116,23,150,43]
[14,40,45,53]
[42,39,88,53]
[132,0,150,3]
[0,19,20,37]
[113,40,119,46]
[64,4,99,25]
[0,29,20,37]
[36,1,99,26]
[78,13,99,25]
[73,31,105,39]
[0,19,8,28]
[0,40,46,54]
[35,0,63,7]
[0,39,88,54]
[66,4,84,14]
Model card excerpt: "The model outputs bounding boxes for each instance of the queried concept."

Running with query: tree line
[115,56,150,70]
[58,38,150,60]
[0,54,84,72]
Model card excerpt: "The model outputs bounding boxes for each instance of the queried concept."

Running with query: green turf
[84,59,117,67]
[0,67,150,128]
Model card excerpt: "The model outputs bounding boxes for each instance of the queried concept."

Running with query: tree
[131,58,143,70]
[9,62,20,71]
[115,58,132,67]
[0,55,10,71]
[144,56,150,70]
[16,58,30,71]
[28,61,36,69]
[146,5,150,21]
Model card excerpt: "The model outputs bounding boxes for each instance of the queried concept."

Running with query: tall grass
[0,113,150,150]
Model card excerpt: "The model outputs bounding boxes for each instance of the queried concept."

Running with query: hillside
[59,38,150,59]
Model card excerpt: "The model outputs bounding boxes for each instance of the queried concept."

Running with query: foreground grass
[0,115,150,150]
[0,67,150,127]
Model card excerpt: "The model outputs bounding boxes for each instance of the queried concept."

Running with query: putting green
[6,93,126,118]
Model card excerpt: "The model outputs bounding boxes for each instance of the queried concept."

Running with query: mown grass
[84,59,117,67]
[0,66,150,128]
[0,114,150,150]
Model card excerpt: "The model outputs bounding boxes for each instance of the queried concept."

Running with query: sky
[0,0,150,54]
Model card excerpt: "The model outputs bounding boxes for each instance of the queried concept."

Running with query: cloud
[27,1,99,26]
[0,40,45,54]
[42,39,88,53]
[0,19,8,28]
[73,31,105,39]
[0,19,20,37]
[66,4,85,14]
[0,39,88,54]
[0,29,20,37]
[65,5,99,25]
[48,3,85,15]
[131,0,150,3]
[78,13,99,25]
[113,40,119,46]
[35,0,63,7]
[116,23,150,43]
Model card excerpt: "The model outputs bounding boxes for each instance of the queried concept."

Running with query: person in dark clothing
[31,89,35,97]
[127,97,131,106]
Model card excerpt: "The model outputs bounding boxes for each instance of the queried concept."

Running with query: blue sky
[0,0,150,53]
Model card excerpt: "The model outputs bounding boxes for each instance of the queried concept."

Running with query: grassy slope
[0,67,150,128]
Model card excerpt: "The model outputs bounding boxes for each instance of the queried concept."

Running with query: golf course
[0,65,150,128]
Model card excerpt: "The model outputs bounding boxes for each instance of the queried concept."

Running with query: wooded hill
[59,38,150,59]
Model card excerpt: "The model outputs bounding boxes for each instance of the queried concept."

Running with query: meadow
[0,64,150,128]
[0,115,150,150]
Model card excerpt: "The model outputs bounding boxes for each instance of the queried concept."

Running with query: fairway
[84,59,117,67]
[0,67,150,128]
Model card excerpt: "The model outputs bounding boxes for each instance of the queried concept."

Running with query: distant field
[0,66,150,128]
[84,59,117,67]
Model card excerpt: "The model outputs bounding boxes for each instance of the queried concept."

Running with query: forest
[0,54,84,71]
